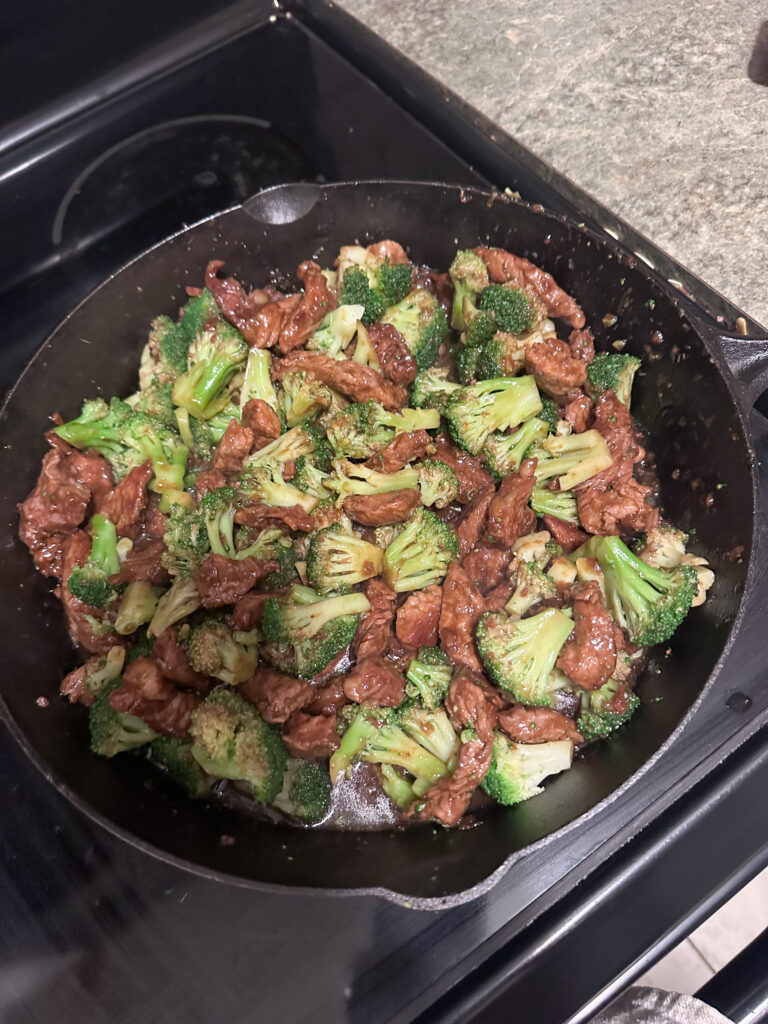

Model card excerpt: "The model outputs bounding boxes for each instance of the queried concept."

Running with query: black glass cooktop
[1,5,767,1023]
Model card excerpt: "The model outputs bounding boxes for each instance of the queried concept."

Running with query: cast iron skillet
[1,181,767,907]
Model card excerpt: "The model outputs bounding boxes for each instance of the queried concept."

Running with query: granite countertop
[334,0,768,328]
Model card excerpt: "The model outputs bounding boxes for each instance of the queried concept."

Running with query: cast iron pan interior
[0,182,756,904]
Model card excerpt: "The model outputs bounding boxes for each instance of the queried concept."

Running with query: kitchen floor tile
[688,865,768,972]
[636,939,714,994]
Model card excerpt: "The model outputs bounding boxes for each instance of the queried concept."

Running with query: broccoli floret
[178,289,220,344]
[374,261,414,307]
[172,314,248,419]
[310,499,355,534]
[587,353,641,408]
[126,628,155,664]
[306,523,383,594]
[505,561,557,617]
[67,513,120,608]
[306,304,366,358]
[474,332,528,380]
[539,397,559,433]
[199,486,239,558]
[161,504,209,577]
[129,377,176,426]
[272,759,332,823]
[244,424,322,470]
[151,313,189,377]
[150,736,214,798]
[405,647,453,710]
[186,619,258,686]
[454,342,481,384]
[189,687,286,802]
[379,764,416,809]
[350,321,381,369]
[410,367,461,411]
[463,309,497,350]
[531,429,613,490]
[240,348,280,413]
[577,678,641,742]
[325,458,419,500]
[637,524,689,569]
[481,732,573,805]
[530,488,580,524]
[78,646,127,701]
[340,266,386,324]
[114,581,159,636]
[292,455,331,500]
[262,588,370,679]
[417,459,459,508]
[240,462,319,514]
[397,703,460,765]
[444,376,543,456]
[279,371,343,427]
[249,533,297,591]
[382,506,459,593]
[382,289,448,369]
[482,417,549,481]
[326,401,440,460]
[478,284,534,335]
[573,535,697,646]
[476,607,575,707]
[148,576,201,638]
[329,705,449,799]
[449,249,490,330]
[89,678,158,757]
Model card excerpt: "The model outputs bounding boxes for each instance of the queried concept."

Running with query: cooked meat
[432,435,494,503]
[455,483,495,558]
[439,563,486,674]
[278,261,338,354]
[474,245,585,327]
[366,322,418,385]
[525,337,587,400]
[541,515,589,554]
[487,459,537,546]
[556,581,617,690]
[461,546,511,595]
[498,706,583,744]
[194,554,280,607]
[234,503,314,532]
[364,431,431,473]
[240,668,314,723]
[343,657,406,707]
[271,351,407,410]
[109,539,169,586]
[213,419,255,474]
[151,627,209,692]
[353,579,397,661]
[282,712,340,759]
[98,462,152,539]
[109,657,200,738]
[395,585,442,647]
[241,398,282,440]
[343,489,421,526]
[563,390,593,433]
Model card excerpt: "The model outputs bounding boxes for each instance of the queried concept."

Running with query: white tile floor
[637,864,768,994]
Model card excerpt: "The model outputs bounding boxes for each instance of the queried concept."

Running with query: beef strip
[241,399,282,440]
[204,259,299,348]
[60,651,123,707]
[563,390,593,433]
[525,337,587,400]
[432,434,494,504]
[461,546,511,595]
[364,431,431,473]
[568,327,595,366]
[57,530,121,654]
[151,627,209,692]
[271,351,407,411]
[343,657,406,707]
[343,489,421,526]
[418,671,496,826]
[304,675,348,716]
[484,582,514,611]
[395,585,442,648]
[109,539,170,586]
[541,515,589,554]
[556,580,617,690]
[212,419,255,475]
[109,657,200,737]
[353,579,397,661]
[98,462,152,539]
[473,246,585,328]
[367,239,410,264]
[282,712,340,759]
[232,591,273,631]
[439,562,486,674]
[278,261,338,354]
[366,322,418,386]
[234,503,314,532]
[487,459,537,546]
[240,668,314,723]
[194,554,280,608]
[455,483,495,558]
[498,706,583,744]
[194,468,228,497]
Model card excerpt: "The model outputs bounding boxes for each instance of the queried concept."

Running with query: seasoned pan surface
[0,182,757,903]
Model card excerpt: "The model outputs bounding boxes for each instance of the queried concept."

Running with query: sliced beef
[304,675,348,716]
[195,468,228,497]
[461,546,511,595]
[98,462,152,539]
[18,446,113,578]
[282,711,340,759]
[353,579,397,661]
[588,390,643,487]
[541,515,589,554]
[212,419,255,475]
[366,322,418,385]
[484,582,514,611]
[235,503,313,532]
[240,668,314,723]
[455,483,495,558]
[204,259,298,348]
[241,399,282,441]
[57,530,120,654]
[473,246,585,328]
[364,431,431,473]
[525,337,587,400]
[367,239,410,265]
[151,627,209,692]
[556,581,617,690]
[432,435,494,503]
[271,351,407,410]
[487,459,537,546]
[278,260,338,354]
[498,706,583,744]
[418,671,496,826]
[395,585,442,648]
[232,591,273,631]
[343,657,405,707]
[343,489,421,526]
[109,539,169,586]
[109,657,200,737]
[577,477,660,536]
[60,651,123,707]
[568,327,595,366]
[143,502,168,538]
[194,553,280,608]
[563,390,593,433]
[439,562,486,674]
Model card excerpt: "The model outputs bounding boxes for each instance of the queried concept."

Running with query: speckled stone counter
[334,0,768,327]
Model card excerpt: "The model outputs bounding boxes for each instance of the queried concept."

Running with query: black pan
[1,181,767,907]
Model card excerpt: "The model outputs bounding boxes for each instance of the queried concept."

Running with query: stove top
[1,5,767,1023]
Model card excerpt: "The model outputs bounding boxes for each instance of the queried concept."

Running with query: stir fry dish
[18,240,715,828]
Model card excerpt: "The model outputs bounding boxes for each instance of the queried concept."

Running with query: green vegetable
[382,506,459,593]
